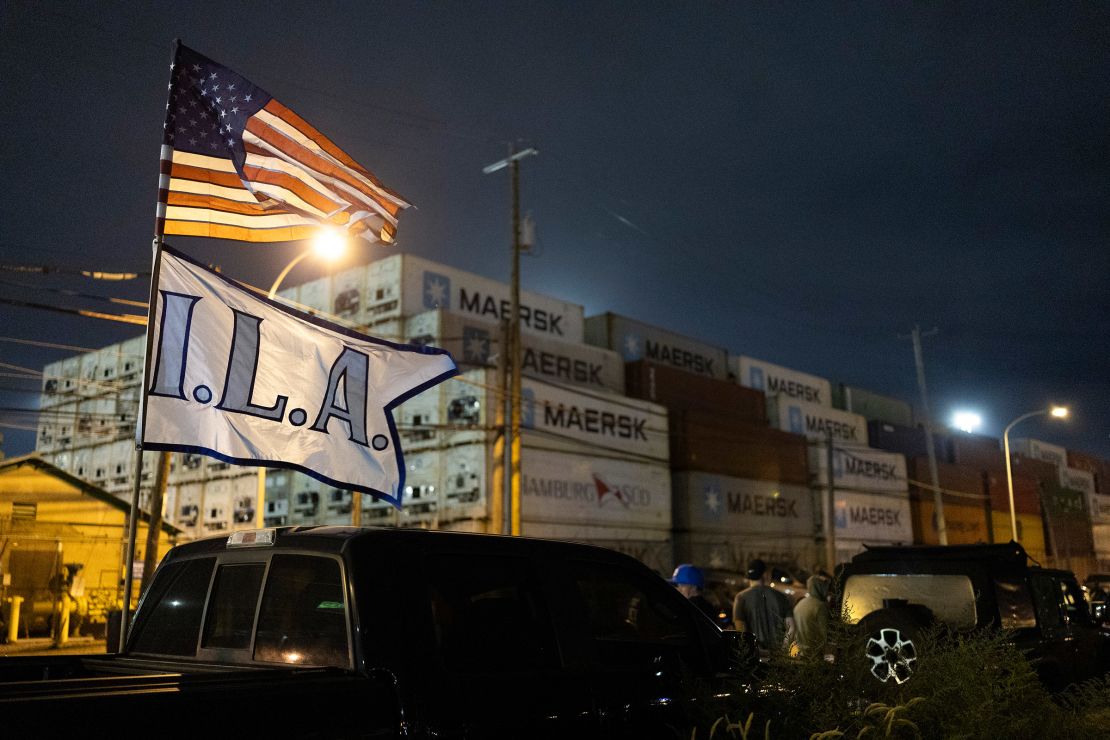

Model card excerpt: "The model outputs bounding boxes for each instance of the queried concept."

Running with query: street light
[1003,405,1070,542]
[268,228,349,298]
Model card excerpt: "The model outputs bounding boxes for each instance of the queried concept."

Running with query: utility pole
[140,451,171,596]
[482,144,538,537]
[903,325,947,545]
[490,319,509,534]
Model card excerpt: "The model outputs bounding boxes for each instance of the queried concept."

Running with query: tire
[858,607,928,685]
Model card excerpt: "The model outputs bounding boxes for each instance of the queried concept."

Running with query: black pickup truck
[0,527,749,738]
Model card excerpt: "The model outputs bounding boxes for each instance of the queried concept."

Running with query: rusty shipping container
[868,420,953,463]
[669,409,809,485]
[1067,449,1110,494]
[949,432,1002,469]
[624,360,766,424]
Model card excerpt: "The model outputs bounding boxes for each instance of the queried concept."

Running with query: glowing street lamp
[952,411,982,434]
[1003,405,1070,542]
[267,228,349,299]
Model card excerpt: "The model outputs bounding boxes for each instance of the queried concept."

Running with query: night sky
[1,2,1107,458]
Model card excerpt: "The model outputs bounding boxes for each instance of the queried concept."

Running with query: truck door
[415,550,598,738]
[562,558,712,739]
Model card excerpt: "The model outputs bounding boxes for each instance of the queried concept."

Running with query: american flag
[157,43,410,244]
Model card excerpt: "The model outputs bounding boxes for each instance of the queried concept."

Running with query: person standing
[732,559,794,654]
[792,575,831,658]
[670,564,719,621]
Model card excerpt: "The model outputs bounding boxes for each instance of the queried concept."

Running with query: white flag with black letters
[141,246,457,507]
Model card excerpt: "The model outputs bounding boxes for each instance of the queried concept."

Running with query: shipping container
[1089,494,1110,524]
[1010,438,1068,469]
[584,313,728,379]
[521,524,673,575]
[731,356,832,408]
[397,369,669,463]
[669,411,809,485]
[520,447,671,533]
[907,457,986,499]
[287,254,585,342]
[809,447,908,493]
[868,420,952,463]
[832,384,913,427]
[673,532,820,576]
[624,360,765,423]
[910,499,990,545]
[1041,483,1095,560]
[988,511,1047,560]
[834,490,913,544]
[672,472,814,537]
[1093,524,1110,563]
[404,309,625,394]
[768,398,868,446]
[982,465,1042,516]
[1066,449,1110,494]
[1060,466,1096,496]
[949,432,1001,469]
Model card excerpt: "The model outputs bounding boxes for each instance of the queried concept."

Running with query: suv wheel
[858,608,925,685]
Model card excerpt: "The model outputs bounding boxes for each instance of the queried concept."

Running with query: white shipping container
[1011,438,1068,469]
[732,356,832,407]
[1060,466,1095,495]
[520,447,671,531]
[834,490,913,543]
[406,309,625,394]
[583,313,728,379]
[768,398,868,446]
[397,370,668,462]
[809,447,908,493]
[672,472,815,537]
[1089,494,1110,524]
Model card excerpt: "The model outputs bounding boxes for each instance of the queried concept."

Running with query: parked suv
[833,542,1110,690]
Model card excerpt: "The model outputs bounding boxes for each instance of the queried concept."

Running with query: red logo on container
[594,474,630,508]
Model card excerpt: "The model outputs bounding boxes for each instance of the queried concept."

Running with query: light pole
[259,228,350,527]
[1003,405,1069,542]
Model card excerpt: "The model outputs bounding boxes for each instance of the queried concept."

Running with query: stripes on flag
[157,44,410,244]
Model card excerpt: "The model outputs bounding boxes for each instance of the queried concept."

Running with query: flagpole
[121,38,179,651]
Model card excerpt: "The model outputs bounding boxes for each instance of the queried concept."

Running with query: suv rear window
[130,557,215,656]
[843,574,977,629]
[253,555,349,667]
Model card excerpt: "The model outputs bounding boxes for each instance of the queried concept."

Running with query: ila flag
[141,247,457,506]
[158,42,411,244]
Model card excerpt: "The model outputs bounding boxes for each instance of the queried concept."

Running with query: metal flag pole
[121,38,180,650]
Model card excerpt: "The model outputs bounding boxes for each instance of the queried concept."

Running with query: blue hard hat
[670,563,704,588]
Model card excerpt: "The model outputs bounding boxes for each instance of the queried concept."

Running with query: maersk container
[584,313,728,380]
[834,489,913,544]
[672,471,814,537]
[1010,438,1068,469]
[285,254,585,342]
[809,447,908,493]
[625,360,766,424]
[767,398,868,447]
[949,432,1001,469]
[832,383,913,427]
[867,420,953,463]
[404,309,625,394]
[1060,466,1096,496]
[669,410,809,485]
[396,369,669,463]
[731,356,832,408]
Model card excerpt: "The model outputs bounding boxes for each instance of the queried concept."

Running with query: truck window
[1058,579,1091,626]
[253,555,349,668]
[842,574,977,629]
[570,561,697,668]
[202,563,266,650]
[130,557,215,656]
[993,578,1037,630]
[1030,574,1062,630]
[425,553,557,674]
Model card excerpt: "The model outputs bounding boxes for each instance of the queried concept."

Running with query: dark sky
[2,1,1108,458]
